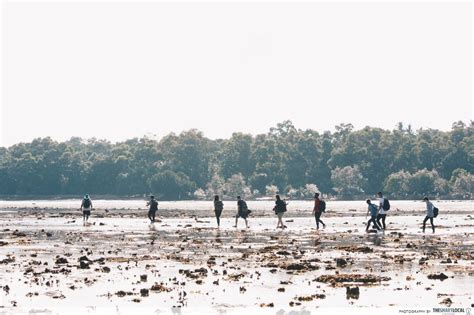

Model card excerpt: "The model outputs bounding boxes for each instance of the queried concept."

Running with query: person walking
[422,197,436,233]
[213,195,224,227]
[274,195,287,229]
[312,193,326,229]
[366,199,382,232]
[146,195,158,223]
[376,192,390,230]
[233,196,249,228]
[80,194,93,226]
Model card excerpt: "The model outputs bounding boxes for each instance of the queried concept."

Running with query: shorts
[83,209,91,216]
[277,212,284,219]
[236,209,249,219]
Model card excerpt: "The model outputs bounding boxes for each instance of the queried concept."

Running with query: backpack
[83,198,91,208]
[382,198,390,211]
[241,200,252,215]
[275,200,287,213]
[433,207,439,218]
[320,200,326,212]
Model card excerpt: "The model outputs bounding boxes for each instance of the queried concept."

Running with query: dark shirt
[149,200,158,211]
[214,200,223,211]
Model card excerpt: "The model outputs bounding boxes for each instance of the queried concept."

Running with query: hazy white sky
[1,1,472,147]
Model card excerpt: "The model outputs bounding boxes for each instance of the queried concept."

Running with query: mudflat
[0,203,472,314]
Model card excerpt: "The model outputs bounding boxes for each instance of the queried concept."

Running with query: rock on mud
[315,274,391,285]
[346,287,360,299]
[427,273,449,281]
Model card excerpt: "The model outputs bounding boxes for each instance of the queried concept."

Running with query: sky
[1,1,472,147]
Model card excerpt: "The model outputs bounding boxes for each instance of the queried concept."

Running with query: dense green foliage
[0,121,472,200]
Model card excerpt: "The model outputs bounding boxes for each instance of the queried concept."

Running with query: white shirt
[379,197,387,215]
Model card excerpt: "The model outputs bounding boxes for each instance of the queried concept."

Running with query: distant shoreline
[0,195,472,202]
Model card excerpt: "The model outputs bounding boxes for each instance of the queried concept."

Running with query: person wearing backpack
[233,196,249,228]
[274,194,288,229]
[312,193,326,230]
[422,197,436,233]
[376,192,390,230]
[146,195,158,223]
[366,199,382,232]
[213,195,224,228]
[80,194,93,226]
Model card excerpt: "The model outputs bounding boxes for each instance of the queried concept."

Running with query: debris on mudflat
[337,246,373,253]
[427,273,449,281]
[259,302,274,307]
[295,294,326,301]
[55,257,68,265]
[179,268,208,280]
[0,256,15,264]
[150,283,172,292]
[225,273,246,281]
[440,298,453,306]
[283,261,319,272]
[315,274,391,285]
[115,290,133,297]
[336,258,347,267]
[346,286,360,299]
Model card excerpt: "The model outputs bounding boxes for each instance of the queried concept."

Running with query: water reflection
[215,231,222,244]
[367,234,383,246]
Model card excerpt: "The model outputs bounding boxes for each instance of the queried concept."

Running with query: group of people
[79,191,437,233]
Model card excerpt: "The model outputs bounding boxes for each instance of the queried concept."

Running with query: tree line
[0,120,472,200]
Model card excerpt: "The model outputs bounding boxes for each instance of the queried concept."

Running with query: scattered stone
[346,286,360,299]
[179,268,208,280]
[337,246,373,253]
[315,274,391,284]
[336,258,347,267]
[56,257,68,264]
[150,283,172,292]
[0,257,15,264]
[79,261,90,269]
[440,298,453,306]
[427,273,449,281]
[295,294,326,301]
[13,231,26,237]
[116,290,133,297]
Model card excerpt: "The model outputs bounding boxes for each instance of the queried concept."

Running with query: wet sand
[0,205,473,315]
